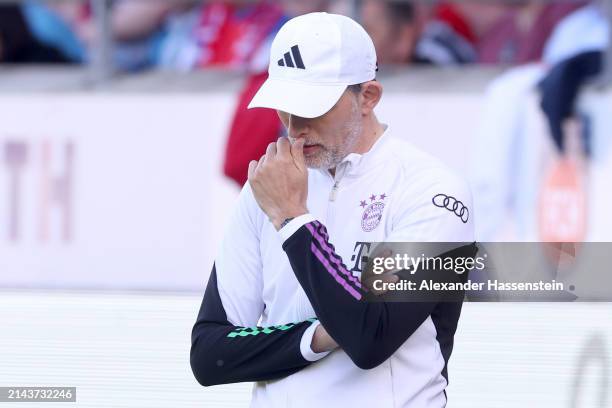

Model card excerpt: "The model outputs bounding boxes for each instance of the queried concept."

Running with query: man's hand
[361,247,400,296]
[311,324,339,353]
[248,138,309,230]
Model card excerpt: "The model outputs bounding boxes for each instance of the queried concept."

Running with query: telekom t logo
[3,139,75,243]
[350,241,372,277]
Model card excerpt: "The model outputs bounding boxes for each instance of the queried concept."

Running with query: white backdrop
[0,91,484,290]
[0,94,238,290]
[1,89,611,290]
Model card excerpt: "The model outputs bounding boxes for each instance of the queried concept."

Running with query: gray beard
[307,99,363,170]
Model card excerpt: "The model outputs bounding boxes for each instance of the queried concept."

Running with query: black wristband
[280,217,295,229]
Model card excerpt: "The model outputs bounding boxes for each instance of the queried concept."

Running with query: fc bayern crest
[359,193,387,232]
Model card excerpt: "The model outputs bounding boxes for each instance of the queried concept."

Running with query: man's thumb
[291,138,306,168]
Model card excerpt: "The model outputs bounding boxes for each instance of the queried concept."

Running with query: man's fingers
[265,141,277,158]
[381,273,399,284]
[277,137,291,159]
[247,160,258,179]
[290,138,306,169]
[249,155,265,178]
[257,153,266,167]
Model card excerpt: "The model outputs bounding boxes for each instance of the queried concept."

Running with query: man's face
[277,89,363,170]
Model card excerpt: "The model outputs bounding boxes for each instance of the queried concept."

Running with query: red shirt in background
[223,71,284,186]
[196,2,282,69]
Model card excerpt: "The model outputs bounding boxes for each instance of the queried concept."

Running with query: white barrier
[0,94,238,290]
[0,89,487,290]
[0,290,609,408]
[1,83,611,289]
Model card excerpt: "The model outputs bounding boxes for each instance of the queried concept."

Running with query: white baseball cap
[247,12,378,119]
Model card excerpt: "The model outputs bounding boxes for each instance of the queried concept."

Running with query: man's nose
[288,114,309,139]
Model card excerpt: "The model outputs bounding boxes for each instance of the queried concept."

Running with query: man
[191,12,474,407]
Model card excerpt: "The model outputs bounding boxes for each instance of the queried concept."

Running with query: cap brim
[247,78,347,119]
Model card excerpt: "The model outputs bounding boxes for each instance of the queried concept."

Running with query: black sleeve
[282,220,471,370]
[190,265,316,386]
[190,264,318,386]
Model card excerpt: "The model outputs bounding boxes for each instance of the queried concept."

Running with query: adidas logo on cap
[278,45,306,69]
[248,13,378,118]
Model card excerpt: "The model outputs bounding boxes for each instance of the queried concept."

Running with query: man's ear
[360,81,383,115]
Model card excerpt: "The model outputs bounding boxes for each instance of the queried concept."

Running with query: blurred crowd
[0,0,604,69]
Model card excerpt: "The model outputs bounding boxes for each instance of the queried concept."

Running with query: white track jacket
[191,126,475,407]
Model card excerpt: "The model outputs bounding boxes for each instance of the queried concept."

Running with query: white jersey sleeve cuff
[300,320,331,362]
[278,213,317,243]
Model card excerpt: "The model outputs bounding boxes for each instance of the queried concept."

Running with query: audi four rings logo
[432,194,469,223]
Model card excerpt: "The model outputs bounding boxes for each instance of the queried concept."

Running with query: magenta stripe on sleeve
[310,243,362,300]
[305,223,362,289]
[313,221,350,270]
[314,220,329,240]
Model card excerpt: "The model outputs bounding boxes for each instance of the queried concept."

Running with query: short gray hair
[347,84,363,94]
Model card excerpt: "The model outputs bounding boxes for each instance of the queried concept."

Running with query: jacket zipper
[329,181,339,201]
